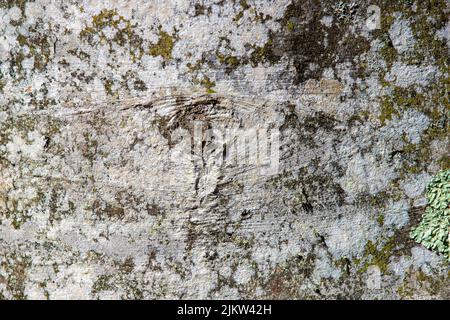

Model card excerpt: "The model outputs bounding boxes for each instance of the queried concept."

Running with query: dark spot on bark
[274,0,370,84]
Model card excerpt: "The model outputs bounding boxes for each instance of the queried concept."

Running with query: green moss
[359,239,395,274]
[410,4,449,74]
[378,14,396,69]
[239,0,250,10]
[377,214,385,227]
[410,170,450,260]
[91,9,124,32]
[355,212,416,275]
[286,20,295,32]
[67,49,90,61]
[376,0,449,123]
[267,164,346,209]
[249,38,280,67]
[186,59,204,73]
[401,142,433,174]
[233,11,244,22]
[374,1,449,100]
[438,156,450,171]
[149,29,175,61]
[121,70,147,92]
[355,191,388,209]
[391,87,426,110]
[251,254,315,299]
[219,55,240,68]
[103,79,115,96]
[334,258,351,276]
[392,82,449,173]
[92,274,115,293]
[396,280,414,299]
[231,235,254,250]
[378,85,431,126]
[81,131,99,164]
[193,4,208,16]
[379,96,399,125]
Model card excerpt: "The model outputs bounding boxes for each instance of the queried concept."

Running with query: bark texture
[0,0,449,299]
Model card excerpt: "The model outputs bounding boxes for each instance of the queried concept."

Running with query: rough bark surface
[0,0,449,299]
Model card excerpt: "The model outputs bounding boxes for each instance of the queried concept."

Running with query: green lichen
[200,76,216,94]
[410,170,450,260]
[79,9,144,62]
[148,29,175,61]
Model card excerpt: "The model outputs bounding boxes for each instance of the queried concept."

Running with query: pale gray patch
[233,262,254,285]
[340,152,398,196]
[385,62,439,88]
[325,210,380,260]
[436,20,450,49]
[401,172,431,200]
[411,247,445,272]
[401,110,430,144]
[320,15,333,27]
[311,247,341,281]
[384,199,410,229]
[388,14,416,54]
[388,255,412,278]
